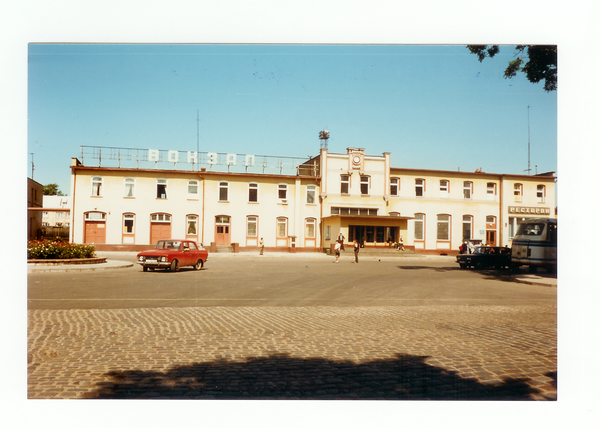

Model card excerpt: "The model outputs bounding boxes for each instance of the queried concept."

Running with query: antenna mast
[525,105,531,175]
[196,110,200,171]
[30,152,34,180]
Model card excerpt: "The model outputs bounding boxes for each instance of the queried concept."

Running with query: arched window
[247,216,258,237]
[305,218,316,239]
[277,217,288,238]
[437,214,450,241]
[186,215,198,236]
[462,215,473,241]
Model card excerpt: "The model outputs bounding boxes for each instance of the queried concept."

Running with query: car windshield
[474,247,487,254]
[154,240,182,250]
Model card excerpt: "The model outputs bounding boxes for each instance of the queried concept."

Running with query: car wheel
[170,259,179,272]
[194,259,204,270]
[475,262,483,270]
[528,265,538,273]
[143,266,148,272]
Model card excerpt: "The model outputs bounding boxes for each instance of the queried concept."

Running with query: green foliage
[43,183,65,196]
[27,240,96,259]
[467,45,557,92]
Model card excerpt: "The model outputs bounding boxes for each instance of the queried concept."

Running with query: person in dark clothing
[353,239,360,263]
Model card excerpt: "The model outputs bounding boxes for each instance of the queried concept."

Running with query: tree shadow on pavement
[82,353,552,400]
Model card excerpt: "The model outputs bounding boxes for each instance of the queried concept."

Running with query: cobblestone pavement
[28,304,556,400]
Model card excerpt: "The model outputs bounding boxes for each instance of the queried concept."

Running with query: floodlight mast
[319,128,330,150]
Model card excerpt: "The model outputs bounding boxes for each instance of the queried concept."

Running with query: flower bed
[27,240,96,260]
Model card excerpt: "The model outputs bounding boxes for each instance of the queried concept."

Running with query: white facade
[69,147,556,253]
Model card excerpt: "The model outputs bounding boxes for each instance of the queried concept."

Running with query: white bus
[511,218,557,272]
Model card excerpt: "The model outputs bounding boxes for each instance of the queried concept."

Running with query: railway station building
[69,145,556,254]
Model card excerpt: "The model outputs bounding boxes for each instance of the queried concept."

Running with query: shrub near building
[27,240,96,259]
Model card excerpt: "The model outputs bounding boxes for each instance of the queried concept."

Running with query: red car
[137,240,208,272]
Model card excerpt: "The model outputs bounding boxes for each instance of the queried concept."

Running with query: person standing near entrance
[334,240,341,263]
[338,232,345,251]
[353,239,360,263]
[259,238,264,255]
[398,236,405,251]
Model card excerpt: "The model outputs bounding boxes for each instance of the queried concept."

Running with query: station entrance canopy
[323,214,414,248]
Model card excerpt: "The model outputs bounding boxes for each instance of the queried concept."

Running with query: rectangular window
[157,179,167,199]
[247,216,258,237]
[360,176,370,195]
[125,178,135,197]
[219,182,228,202]
[277,218,287,238]
[341,175,349,194]
[463,181,472,199]
[537,185,546,203]
[487,182,496,200]
[415,179,424,197]
[414,213,424,240]
[42,212,48,218]
[390,178,399,196]
[305,218,316,239]
[514,183,523,202]
[188,180,199,197]
[306,185,316,204]
[249,183,258,202]
[66,213,71,219]
[56,212,63,218]
[187,216,198,235]
[123,214,134,234]
[437,214,450,240]
[325,225,331,240]
[278,184,287,200]
[440,180,449,197]
[376,227,384,243]
[462,215,472,241]
[92,176,102,196]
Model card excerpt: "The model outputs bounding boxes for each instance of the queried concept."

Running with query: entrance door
[150,223,171,245]
[486,230,497,246]
[84,221,106,244]
[215,216,231,246]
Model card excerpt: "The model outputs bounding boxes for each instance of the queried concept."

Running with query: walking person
[259,237,264,255]
[334,240,341,263]
[337,232,345,251]
[353,239,360,263]
[398,236,405,251]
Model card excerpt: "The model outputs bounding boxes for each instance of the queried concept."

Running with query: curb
[27,260,134,273]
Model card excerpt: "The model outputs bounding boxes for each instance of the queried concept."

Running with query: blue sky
[27,44,557,195]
